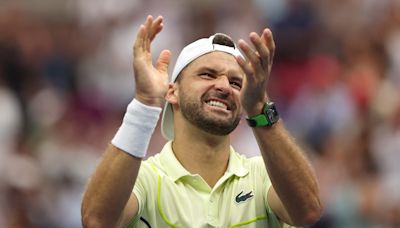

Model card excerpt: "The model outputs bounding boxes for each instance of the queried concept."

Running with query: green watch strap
[247,114,270,127]
[246,102,279,127]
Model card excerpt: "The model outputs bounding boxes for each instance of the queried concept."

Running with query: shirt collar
[159,141,249,182]
[226,146,249,177]
[159,141,191,181]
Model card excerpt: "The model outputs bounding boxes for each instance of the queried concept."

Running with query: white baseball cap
[161,33,244,140]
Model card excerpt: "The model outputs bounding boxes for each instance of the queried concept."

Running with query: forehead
[182,51,243,75]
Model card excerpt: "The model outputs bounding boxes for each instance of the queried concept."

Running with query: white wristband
[111,99,162,158]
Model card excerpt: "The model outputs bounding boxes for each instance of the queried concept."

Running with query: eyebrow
[197,67,243,81]
[197,67,218,74]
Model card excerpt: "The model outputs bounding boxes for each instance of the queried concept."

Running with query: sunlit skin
[167,52,244,137]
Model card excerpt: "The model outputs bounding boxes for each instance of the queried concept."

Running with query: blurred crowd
[0,0,399,227]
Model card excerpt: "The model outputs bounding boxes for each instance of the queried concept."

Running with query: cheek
[236,104,243,115]
[190,85,211,100]
[234,91,242,106]
[179,86,202,104]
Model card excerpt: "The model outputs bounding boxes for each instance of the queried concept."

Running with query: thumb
[156,49,171,73]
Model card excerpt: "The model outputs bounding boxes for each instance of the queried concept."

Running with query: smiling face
[172,51,244,136]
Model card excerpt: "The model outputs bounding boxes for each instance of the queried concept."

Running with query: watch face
[267,109,279,122]
[264,103,279,125]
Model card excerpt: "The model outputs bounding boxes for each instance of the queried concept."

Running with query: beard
[179,91,241,136]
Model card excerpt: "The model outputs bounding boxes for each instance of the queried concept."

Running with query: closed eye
[230,81,242,90]
[199,72,216,79]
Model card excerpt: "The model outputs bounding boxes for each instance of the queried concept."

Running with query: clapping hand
[133,15,171,107]
[236,29,275,116]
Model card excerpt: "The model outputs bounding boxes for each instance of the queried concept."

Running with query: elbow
[82,207,111,228]
[82,210,119,228]
[303,206,323,225]
[81,199,121,227]
[82,213,103,228]
[81,197,105,228]
[81,203,95,227]
[299,202,324,226]
[289,200,323,226]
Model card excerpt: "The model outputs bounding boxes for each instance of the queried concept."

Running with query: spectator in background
[1,0,400,227]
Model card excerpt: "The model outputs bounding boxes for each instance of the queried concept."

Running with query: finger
[149,16,164,41]
[154,23,163,38]
[133,25,145,57]
[144,15,153,51]
[249,32,270,72]
[151,22,163,41]
[238,39,264,77]
[235,55,255,83]
[262,29,275,65]
[156,49,171,73]
[144,15,153,34]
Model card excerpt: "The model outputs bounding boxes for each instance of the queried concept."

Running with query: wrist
[111,99,162,158]
[246,101,279,128]
[136,94,165,108]
[244,95,270,116]
[245,101,266,116]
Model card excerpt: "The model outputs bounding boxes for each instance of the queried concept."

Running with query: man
[81,15,322,227]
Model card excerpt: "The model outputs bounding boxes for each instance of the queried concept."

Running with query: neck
[172,130,231,188]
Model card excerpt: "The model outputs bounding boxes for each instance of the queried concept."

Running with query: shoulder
[137,151,174,181]
[138,153,163,177]
[237,153,267,174]
[133,154,163,209]
[230,152,271,190]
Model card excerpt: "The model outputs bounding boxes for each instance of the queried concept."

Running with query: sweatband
[111,99,161,158]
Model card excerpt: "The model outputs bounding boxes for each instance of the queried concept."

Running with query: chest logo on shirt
[235,190,254,203]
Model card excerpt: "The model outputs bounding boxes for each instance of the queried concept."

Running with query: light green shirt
[127,141,292,228]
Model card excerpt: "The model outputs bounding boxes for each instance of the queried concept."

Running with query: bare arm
[81,15,171,227]
[255,122,322,225]
[236,30,322,226]
[81,146,141,227]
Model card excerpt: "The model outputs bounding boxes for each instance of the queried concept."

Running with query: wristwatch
[246,102,279,127]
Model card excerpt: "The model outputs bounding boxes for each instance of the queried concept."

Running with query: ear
[165,82,179,105]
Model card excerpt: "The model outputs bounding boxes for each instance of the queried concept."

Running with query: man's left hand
[236,29,275,116]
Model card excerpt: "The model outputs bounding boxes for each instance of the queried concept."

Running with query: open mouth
[205,99,230,111]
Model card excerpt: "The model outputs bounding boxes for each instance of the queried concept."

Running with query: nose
[214,76,231,95]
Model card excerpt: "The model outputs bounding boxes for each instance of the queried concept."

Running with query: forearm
[80,15,169,227]
[81,145,141,227]
[81,98,161,227]
[253,121,322,224]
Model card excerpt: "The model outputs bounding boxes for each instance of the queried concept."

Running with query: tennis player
[82,15,322,228]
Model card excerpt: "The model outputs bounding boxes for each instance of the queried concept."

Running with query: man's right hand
[133,15,171,108]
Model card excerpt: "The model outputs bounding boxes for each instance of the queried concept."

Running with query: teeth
[206,100,228,110]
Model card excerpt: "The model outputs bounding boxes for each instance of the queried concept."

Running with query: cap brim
[161,102,174,140]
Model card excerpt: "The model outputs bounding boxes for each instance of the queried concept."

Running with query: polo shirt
[127,141,293,228]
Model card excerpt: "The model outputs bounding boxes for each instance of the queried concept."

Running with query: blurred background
[0,0,399,227]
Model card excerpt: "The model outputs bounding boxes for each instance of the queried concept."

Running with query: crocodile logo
[235,191,254,203]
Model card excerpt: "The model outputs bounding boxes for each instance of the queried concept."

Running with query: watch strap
[246,102,278,127]
[246,114,269,127]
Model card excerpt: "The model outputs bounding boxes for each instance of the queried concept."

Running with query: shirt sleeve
[127,161,158,226]
[253,157,296,228]
[251,157,272,210]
